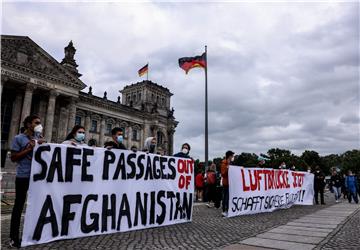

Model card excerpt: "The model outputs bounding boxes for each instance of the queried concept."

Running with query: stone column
[140,125,145,149]
[44,90,58,142]
[20,84,35,126]
[84,111,91,141]
[168,130,175,155]
[8,93,23,145]
[127,126,133,148]
[67,97,77,133]
[59,107,69,140]
[99,116,106,146]
[38,99,47,122]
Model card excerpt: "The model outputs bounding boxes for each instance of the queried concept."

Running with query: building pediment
[1,35,86,90]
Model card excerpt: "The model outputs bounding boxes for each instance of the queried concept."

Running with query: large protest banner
[22,143,194,247]
[228,166,314,217]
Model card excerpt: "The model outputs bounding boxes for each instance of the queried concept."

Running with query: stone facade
[0,35,178,157]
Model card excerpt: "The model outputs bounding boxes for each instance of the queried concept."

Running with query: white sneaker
[206,203,213,208]
[335,200,339,203]
[221,212,228,217]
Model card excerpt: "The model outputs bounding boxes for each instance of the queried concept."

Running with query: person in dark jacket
[345,170,359,204]
[330,170,342,203]
[314,166,326,205]
[173,143,191,158]
[104,127,126,150]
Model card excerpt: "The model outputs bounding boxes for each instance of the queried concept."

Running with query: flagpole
[147,62,149,81]
[204,46,209,171]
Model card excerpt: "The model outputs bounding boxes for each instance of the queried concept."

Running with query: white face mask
[307,170,311,173]
[182,148,189,155]
[34,124,43,134]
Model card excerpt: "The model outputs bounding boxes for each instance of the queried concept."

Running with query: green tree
[301,150,322,169]
[267,148,292,168]
[233,152,258,167]
[341,150,360,173]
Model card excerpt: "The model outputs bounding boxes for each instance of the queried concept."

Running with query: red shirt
[195,173,204,188]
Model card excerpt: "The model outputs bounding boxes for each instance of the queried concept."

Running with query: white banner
[22,143,194,247]
[228,166,314,217]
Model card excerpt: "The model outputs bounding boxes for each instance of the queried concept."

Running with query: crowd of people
[7,114,360,247]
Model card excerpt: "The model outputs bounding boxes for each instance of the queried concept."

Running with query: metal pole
[147,62,149,81]
[204,46,209,171]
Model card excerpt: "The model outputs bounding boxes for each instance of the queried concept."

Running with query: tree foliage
[194,149,360,175]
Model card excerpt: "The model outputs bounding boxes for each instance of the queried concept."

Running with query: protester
[206,163,217,208]
[314,166,326,205]
[279,162,287,169]
[9,115,46,248]
[330,170,342,203]
[257,156,266,168]
[195,171,205,201]
[130,145,138,153]
[357,171,360,197]
[173,143,191,158]
[144,137,156,153]
[62,125,86,146]
[220,150,235,217]
[104,127,126,150]
[341,173,348,199]
[345,170,359,204]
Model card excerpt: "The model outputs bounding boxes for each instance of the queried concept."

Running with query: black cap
[226,150,235,159]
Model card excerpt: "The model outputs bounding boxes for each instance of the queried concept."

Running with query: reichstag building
[1,35,178,162]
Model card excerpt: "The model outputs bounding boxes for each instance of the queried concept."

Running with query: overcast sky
[2,1,359,160]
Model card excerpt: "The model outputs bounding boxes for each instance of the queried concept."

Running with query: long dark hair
[65,125,85,140]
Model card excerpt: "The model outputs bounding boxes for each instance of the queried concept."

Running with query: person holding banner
[9,115,46,248]
[62,125,86,146]
[173,143,191,158]
[104,127,126,150]
[220,150,235,217]
[144,137,157,153]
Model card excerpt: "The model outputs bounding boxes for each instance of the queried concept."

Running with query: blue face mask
[75,132,85,142]
[117,135,124,144]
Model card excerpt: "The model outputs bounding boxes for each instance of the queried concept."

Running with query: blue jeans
[332,186,342,200]
[348,191,359,203]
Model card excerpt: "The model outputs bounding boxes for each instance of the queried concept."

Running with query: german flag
[178,53,206,74]
[138,64,148,77]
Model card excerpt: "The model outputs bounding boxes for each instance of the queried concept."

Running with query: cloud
[2,1,359,160]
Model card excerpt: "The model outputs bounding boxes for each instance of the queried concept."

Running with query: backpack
[207,172,216,185]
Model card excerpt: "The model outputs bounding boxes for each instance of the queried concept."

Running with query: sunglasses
[34,121,41,125]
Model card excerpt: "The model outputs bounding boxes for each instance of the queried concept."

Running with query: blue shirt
[11,133,37,178]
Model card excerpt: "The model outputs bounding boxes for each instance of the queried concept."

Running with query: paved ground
[1,192,359,250]
[235,202,359,250]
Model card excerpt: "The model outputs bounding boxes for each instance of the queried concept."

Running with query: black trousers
[10,177,29,241]
[222,186,229,212]
[207,184,216,203]
[314,186,325,204]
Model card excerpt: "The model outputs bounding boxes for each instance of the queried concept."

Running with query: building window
[157,131,164,145]
[91,120,98,132]
[132,129,138,141]
[106,123,112,135]
[75,116,82,126]
[138,92,141,100]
